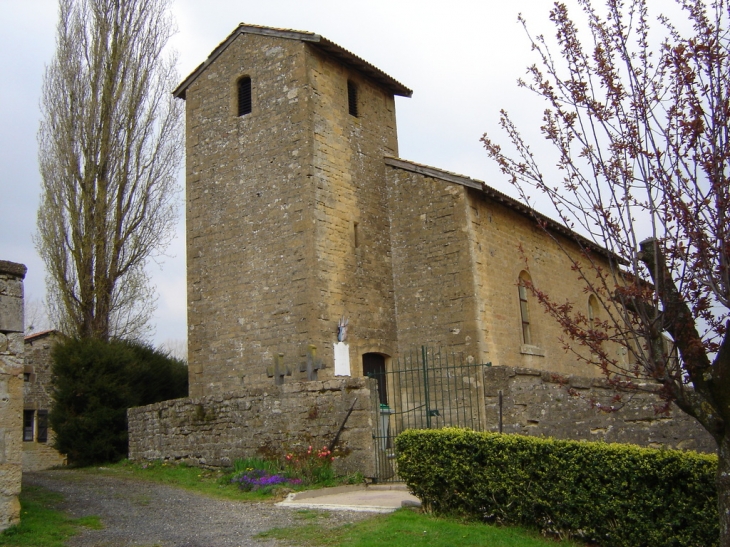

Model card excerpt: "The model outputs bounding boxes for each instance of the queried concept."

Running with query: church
[175,24,615,398]
[126,24,714,472]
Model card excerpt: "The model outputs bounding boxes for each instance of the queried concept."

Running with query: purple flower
[231,469,300,491]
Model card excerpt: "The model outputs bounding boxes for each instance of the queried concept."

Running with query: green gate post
[422,346,432,429]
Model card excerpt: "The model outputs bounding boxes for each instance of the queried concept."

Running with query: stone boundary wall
[0,260,26,532]
[484,366,716,453]
[128,376,379,476]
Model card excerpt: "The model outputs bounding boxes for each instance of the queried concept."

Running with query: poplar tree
[37,0,183,340]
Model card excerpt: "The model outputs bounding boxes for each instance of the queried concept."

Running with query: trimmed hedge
[396,429,717,547]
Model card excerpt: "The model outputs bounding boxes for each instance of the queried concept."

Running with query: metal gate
[369,347,490,482]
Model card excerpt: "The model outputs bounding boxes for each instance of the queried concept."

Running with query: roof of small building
[384,156,624,264]
[173,24,413,100]
[24,329,61,343]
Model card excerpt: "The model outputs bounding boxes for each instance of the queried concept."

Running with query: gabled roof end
[173,24,412,100]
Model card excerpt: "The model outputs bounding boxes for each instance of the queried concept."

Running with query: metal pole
[422,346,431,429]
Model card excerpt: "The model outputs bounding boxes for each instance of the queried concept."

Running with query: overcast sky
[0,0,615,347]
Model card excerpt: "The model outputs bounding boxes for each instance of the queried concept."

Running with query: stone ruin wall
[484,365,716,453]
[128,376,379,477]
[0,260,26,532]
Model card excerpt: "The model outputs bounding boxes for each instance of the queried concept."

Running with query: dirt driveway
[24,470,371,547]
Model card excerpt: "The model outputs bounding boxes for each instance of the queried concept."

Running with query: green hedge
[51,338,188,466]
[396,429,717,547]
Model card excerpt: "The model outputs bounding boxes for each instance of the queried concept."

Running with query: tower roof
[173,24,413,100]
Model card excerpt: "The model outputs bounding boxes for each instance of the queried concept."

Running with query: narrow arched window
[237,76,252,116]
[588,294,600,327]
[518,271,532,345]
[347,80,358,117]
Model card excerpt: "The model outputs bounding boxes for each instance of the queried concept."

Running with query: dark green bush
[396,428,717,547]
[50,338,188,466]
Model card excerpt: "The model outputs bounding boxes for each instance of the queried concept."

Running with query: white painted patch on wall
[334,342,351,376]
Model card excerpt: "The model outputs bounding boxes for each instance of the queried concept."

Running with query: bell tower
[175,25,411,396]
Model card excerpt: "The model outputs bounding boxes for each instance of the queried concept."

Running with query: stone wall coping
[24,330,61,343]
[0,261,27,279]
[128,377,372,415]
[488,365,665,393]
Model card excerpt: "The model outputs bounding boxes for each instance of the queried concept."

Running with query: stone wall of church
[0,260,26,532]
[306,45,399,372]
[185,34,314,395]
[185,33,402,396]
[385,162,615,377]
[483,366,715,453]
[386,167,484,361]
[468,189,609,376]
[128,376,379,477]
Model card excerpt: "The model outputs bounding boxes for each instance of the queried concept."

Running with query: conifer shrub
[396,428,717,547]
[50,337,188,466]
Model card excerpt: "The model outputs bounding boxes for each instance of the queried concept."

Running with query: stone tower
[175,25,412,396]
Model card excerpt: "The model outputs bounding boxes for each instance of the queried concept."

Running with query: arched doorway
[362,353,388,405]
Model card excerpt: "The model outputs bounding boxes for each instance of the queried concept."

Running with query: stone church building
[128,24,713,472]
[176,24,611,397]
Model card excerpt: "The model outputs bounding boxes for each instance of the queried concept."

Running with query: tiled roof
[173,24,412,99]
[24,329,61,342]
[384,156,623,263]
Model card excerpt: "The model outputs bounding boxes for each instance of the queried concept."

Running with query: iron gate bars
[370,347,490,482]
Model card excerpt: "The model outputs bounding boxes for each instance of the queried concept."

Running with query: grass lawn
[84,459,351,501]
[87,459,273,501]
[258,508,584,547]
[0,485,102,547]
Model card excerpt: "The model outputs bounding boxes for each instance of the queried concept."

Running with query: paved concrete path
[277,484,421,513]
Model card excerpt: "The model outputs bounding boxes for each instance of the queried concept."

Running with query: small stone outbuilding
[23,330,66,471]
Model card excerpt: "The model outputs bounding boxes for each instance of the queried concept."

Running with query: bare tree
[24,295,52,335]
[37,0,183,341]
[483,0,730,542]
[160,337,187,363]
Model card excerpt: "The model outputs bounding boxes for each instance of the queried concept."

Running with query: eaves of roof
[383,156,625,264]
[173,24,413,100]
[24,329,61,342]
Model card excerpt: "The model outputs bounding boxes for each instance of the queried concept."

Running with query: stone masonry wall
[484,366,716,453]
[469,189,611,376]
[185,34,313,394]
[386,167,483,361]
[23,331,66,471]
[128,376,379,477]
[385,161,618,378]
[0,260,26,532]
[185,32,401,395]
[307,44,400,371]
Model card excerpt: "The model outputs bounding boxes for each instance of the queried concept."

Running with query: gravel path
[24,470,372,547]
